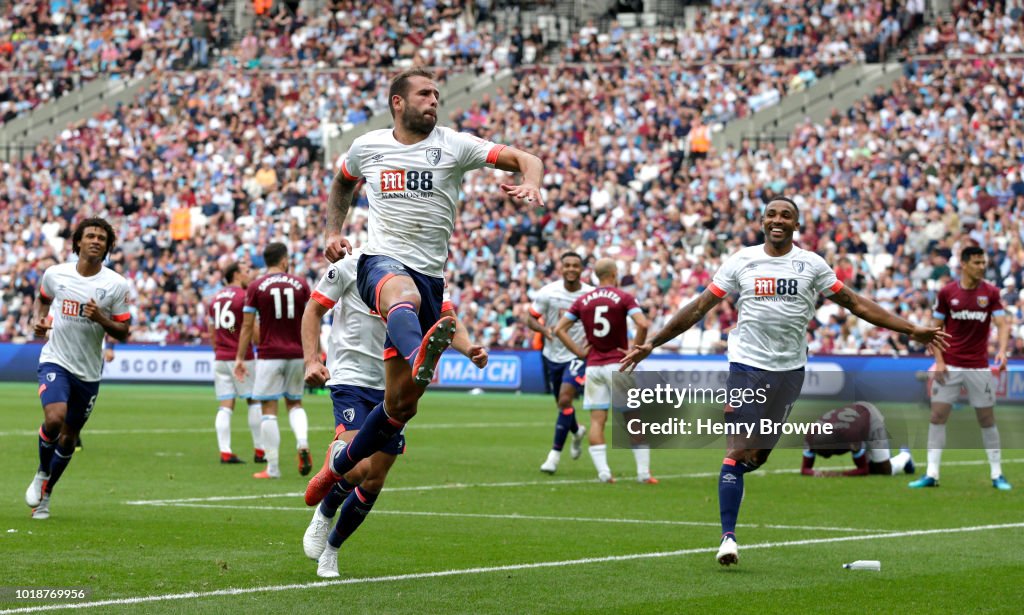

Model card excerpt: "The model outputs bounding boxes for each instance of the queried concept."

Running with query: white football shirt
[530,280,594,363]
[341,126,505,278]
[311,252,386,390]
[709,244,842,371]
[39,262,131,382]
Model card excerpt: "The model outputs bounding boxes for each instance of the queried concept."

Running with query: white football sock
[889,450,911,475]
[262,415,281,476]
[248,403,263,450]
[632,444,651,478]
[926,423,945,479]
[215,407,232,454]
[589,444,611,477]
[289,407,309,450]
[981,425,1003,479]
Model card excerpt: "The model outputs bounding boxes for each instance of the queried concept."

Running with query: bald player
[554,258,653,484]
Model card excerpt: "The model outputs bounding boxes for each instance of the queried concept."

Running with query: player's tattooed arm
[652,288,722,348]
[620,289,721,372]
[828,287,949,351]
[325,170,359,261]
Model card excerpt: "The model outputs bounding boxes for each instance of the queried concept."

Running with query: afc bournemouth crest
[343,408,355,423]
[792,260,805,274]
[96,288,107,300]
[426,147,442,166]
[977,296,989,308]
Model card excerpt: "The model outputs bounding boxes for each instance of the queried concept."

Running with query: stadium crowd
[566,0,922,65]
[0,0,234,124]
[245,0,527,74]
[436,51,1024,357]
[2,2,1023,361]
[916,0,1024,56]
[0,0,522,126]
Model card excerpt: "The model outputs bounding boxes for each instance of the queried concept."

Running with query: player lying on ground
[800,401,915,477]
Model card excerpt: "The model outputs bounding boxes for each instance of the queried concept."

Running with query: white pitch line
[0,422,547,438]
[2,521,1021,615]
[148,503,896,534]
[124,457,1024,506]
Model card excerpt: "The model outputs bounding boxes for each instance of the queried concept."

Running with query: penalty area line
[1,522,1022,614]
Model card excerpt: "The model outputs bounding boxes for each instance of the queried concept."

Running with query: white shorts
[215,360,254,401]
[583,363,635,412]
[253,358,305,401]
[862,402,891,463]
[930,367,996,408]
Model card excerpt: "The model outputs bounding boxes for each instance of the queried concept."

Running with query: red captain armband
[829,280,844,294]
[340,160,359,182]
[311,291,337,309]
[486,144,506,165]
[708,283,727,298]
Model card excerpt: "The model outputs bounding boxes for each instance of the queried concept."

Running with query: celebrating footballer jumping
[304,68,543,507]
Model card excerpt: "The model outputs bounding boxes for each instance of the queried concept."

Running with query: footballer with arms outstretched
[306,67,544,506]
[621,197,948,567]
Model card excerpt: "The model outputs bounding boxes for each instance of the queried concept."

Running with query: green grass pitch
[0,383,1021,614]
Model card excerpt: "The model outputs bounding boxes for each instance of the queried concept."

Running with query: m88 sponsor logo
[753,278,798,297]
[380,169,434,192]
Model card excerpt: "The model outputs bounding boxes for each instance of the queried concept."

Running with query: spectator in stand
[2,4,1024,364]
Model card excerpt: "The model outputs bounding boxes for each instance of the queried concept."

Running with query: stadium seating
[1,2,1021,359]
[0,0,235,124]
